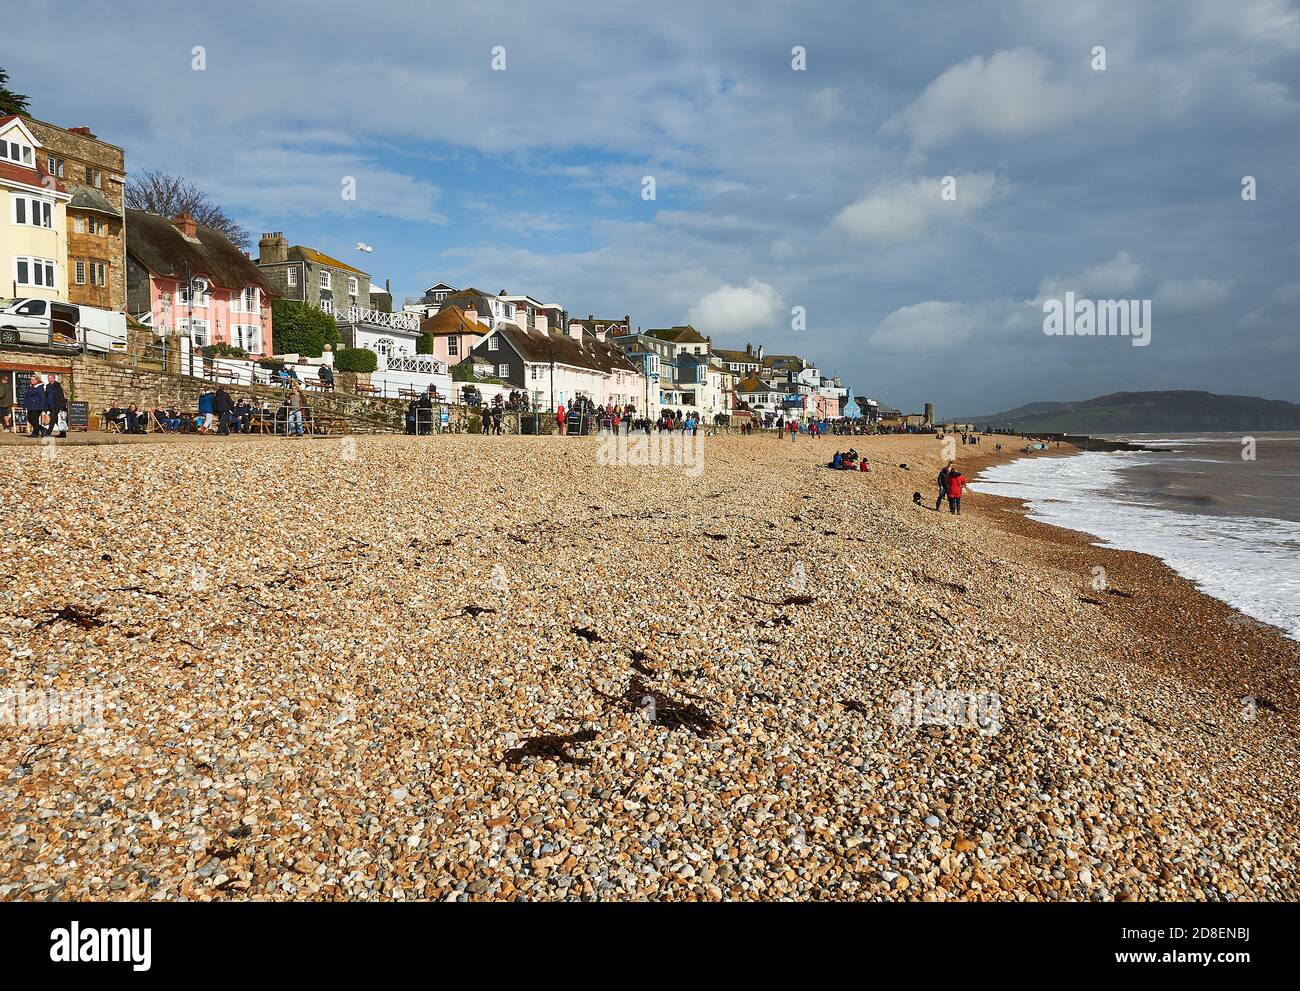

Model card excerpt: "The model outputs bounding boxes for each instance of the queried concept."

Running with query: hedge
[271,299,340,357]
[335,347,378,373]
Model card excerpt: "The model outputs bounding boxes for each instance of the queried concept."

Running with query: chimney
[69,126,97,138]
[465,301,477,322]
[595,328,607,343]
[385,278,391,293]
[758,344,764,360]
[745,342,752,356]
[173,211,198,240]
[258,231,288,264]
[569,320,584,341]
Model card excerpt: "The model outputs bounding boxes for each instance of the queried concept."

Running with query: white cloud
[887,48,1089,148]
[1036,251,1146,302]
[867,300,977,353]
[687,278,783,334]
[834,174,1006,244]
[868,296,1041,354]
[1155,277,1232,312]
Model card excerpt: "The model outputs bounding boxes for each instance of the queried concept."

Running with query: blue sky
[7,0,1299,414]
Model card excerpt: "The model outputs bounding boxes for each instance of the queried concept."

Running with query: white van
[0,298,80,349]
[76,304,128,353]
[0,298,127,352]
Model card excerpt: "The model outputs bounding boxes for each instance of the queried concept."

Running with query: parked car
[0,298,80,349]
[0,298,127,352]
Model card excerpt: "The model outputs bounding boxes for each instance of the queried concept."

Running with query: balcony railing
[385,354,448,375]
[345,305,418,332]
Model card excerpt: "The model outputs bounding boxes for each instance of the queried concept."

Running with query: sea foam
[971,452,1300,641]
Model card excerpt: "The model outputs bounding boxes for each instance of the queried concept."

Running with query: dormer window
[2,139,34,166]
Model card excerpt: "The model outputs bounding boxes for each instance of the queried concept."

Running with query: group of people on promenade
[103,386,309,436]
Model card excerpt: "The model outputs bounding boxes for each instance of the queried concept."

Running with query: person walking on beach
[936,461,952,511]
[287,385,305,437]
[946,466,967,515]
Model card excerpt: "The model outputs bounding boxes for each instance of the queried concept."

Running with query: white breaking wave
[971,453,1300,640]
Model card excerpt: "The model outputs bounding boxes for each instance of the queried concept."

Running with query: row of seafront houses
[1,112,889,426]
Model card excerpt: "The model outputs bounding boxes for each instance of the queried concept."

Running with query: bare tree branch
[124,170,250,250]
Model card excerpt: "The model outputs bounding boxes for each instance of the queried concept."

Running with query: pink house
[418,300,493,366]
[126,209,276,355]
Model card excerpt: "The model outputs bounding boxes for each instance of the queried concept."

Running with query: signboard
[69,401,89,431]
[440,407,449,425]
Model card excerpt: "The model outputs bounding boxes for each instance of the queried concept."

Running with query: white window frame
[11,195,53,229]
[319,270,331,290]
[447,336,458,357]
[2,139,34,165]
[348,276,358,297]
[233,324,262,354]
[487,337,498,351]
[286,267,297,287]
[180,317,210,347]
[178,284,210,308]
[75,260,86,284]
[13,256,56,288]
[498,363,509,378]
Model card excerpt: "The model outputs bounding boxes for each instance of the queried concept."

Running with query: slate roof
[67,183,120,217]
[125,209,278,294]
[487,324,641,375]
[712,347,759,363]
[289,245,368,277]
[646,325,708,345]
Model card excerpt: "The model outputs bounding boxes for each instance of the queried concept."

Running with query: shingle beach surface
[1,433,1296,901]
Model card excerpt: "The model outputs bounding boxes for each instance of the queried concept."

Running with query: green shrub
[204,342,248,359]
[335,347,377,373]
[271,299,340,357]
[416,332,433,355]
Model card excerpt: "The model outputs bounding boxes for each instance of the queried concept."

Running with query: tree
[271,299,339,357]
[0,67,30,117]
[124,170,250,250]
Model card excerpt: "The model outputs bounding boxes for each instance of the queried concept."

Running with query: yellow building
[1,115,71,301]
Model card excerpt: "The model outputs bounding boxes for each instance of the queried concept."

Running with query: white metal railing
[346,305,418,332]
[385,354,447,375]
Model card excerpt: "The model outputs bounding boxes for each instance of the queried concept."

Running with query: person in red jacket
[946,467,967,514]
[556,403,566,435]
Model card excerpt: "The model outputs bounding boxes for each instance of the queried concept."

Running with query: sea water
[968,432,1300,641]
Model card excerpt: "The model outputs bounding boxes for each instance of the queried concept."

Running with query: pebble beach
[2,432,1297,901]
